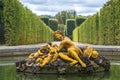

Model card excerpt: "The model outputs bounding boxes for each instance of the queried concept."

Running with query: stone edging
[0,42,120,58]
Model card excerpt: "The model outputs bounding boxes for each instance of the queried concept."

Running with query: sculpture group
[16,30,110,74]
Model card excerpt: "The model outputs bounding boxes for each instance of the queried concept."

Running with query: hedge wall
[73,27,79,42]
[49,19,58,31]
[73,0,120,45]
[66,19,76,39]
[2,0,53,45]
[40,16,49,26]
[75,17,86,26]
[0,0,5,44]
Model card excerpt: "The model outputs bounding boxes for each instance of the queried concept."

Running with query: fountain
[15,44,110,74]
[15,30,110,74]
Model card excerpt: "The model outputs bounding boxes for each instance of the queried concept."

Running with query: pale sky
[20,0,109,16]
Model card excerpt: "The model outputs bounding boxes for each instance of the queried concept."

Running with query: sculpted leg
[36,58,43,63]
[40,55,52,67]
[68,49,86,68]
[59,52,78,66]
[51,53,59,62]
[28,53,34,59]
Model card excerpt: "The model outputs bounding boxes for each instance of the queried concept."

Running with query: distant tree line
[0,0,53,45]
[40,11,86,39]
[73,0,120,45]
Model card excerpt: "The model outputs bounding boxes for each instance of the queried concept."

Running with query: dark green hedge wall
[40,17,49,25]
[73,0,120,45]
[66,19,76,39]
[75,17,86,26]
[2,0,53,45]
[0,0,5,44]
[49,19,58,31]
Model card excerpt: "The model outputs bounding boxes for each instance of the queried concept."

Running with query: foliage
[57,24,66,35]
[75,16,86,26]
[2,0,53,45]
[40,16,49,25]
[73,27,79,42]
[73,0,120,45]
[66,19,76,39]
[49,19,58,31]
[55,10,76,25]
[0,0,5,44]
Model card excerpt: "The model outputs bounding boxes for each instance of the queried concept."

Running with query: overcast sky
[19,0,109,16]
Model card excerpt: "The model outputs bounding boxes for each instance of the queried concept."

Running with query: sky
[19,0,109,16]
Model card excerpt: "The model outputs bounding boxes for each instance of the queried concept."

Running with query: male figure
[53,30,86,68]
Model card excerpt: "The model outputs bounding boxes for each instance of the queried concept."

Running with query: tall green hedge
[73,0,120,45]
[0,0,3,24]
[2,0,53,45]
[98,0,120,45]
[75,17,86,26]
[40,16,49,25]
[73,27,79,42]
[58,24,65,34]
[0,0,5,44]
[76,14,99,44]
[66,19,76,39]
[49,19,58,31]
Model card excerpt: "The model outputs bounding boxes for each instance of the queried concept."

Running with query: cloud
[20,0,85,5]
[20,0,108,16]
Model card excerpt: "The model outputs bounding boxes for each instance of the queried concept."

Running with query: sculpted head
[53,30,64,40]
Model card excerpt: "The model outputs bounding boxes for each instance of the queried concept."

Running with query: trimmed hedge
[73,0,120,45]
[66,19,76,39]
[40,16,49,25]
[58,24,65,35]
[75,17,86,26]
[49,19,58,31]
[2,0,53,45]
[0,0,5,44]
[73,27,79,42]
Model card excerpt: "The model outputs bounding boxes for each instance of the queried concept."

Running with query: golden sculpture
[53,30,86,68]
[28,45,49,59]
[33,44,59,67]
[16,30,111,73]
[26,30,99,68]
[39,44,59,67]
[84,45,99,59]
